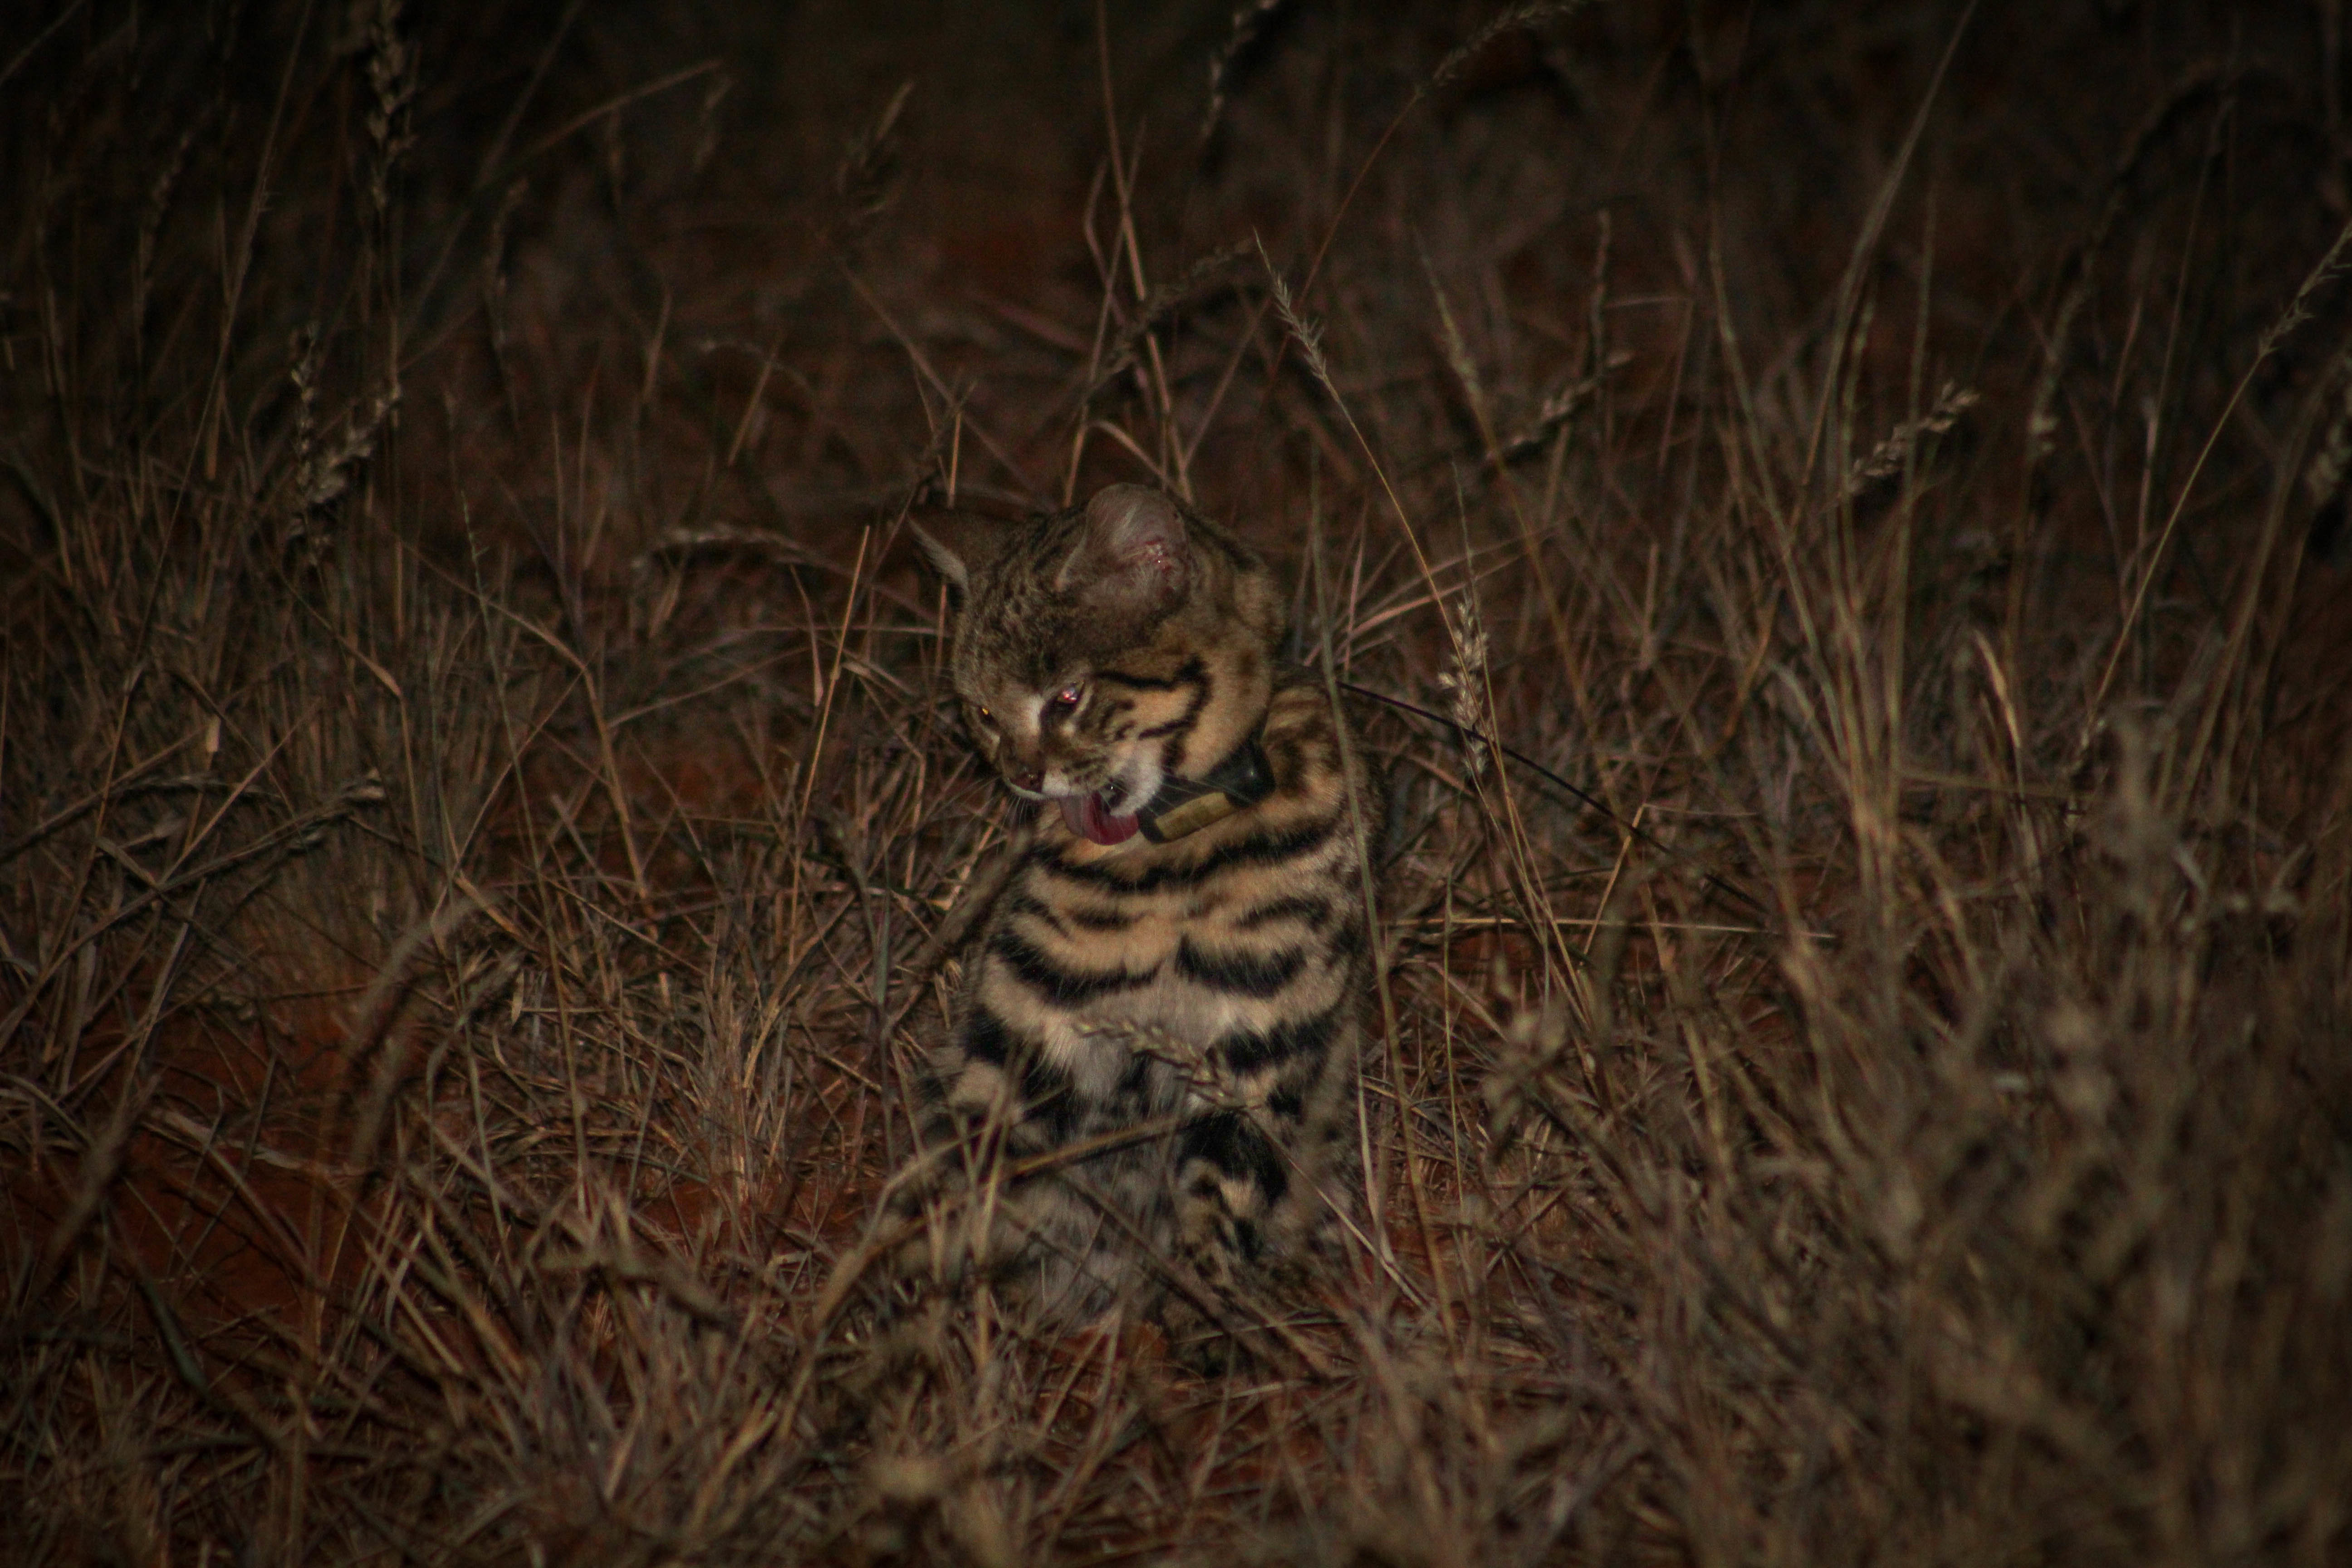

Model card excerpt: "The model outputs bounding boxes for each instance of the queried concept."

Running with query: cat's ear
[909,507,1019,598]
[907,518,970,596]
[1056,484,1191,610]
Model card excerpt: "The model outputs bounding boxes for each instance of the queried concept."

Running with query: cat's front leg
[892,1012,1069,1284]
[1153,1110,1287,1366]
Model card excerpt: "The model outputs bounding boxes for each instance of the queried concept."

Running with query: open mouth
[1057,791,1140,846]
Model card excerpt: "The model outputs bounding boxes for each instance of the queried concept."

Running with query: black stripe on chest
[988,928,1158,1006]
[1000,889,1069,938]
[1006,887,1136,935]
[1175,936,1307,997]
[1215,1000,1344,1075]
[1233,893,1338,931]
[1030,815,1338,896]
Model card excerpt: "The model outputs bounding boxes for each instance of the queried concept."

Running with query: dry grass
[5,1,2350,1563]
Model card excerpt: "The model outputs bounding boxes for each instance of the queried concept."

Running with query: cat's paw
[1154,1287,1253,1377]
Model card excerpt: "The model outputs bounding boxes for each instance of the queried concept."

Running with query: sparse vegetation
[5,2,2349,1563]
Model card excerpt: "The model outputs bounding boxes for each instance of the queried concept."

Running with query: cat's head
[915,484,1283,846]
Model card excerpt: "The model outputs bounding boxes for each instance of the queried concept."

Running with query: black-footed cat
[906,483,1373,1350]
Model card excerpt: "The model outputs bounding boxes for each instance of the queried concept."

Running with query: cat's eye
[1046,683,1083,716]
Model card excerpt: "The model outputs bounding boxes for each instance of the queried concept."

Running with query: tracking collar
[1135,730,1275,843]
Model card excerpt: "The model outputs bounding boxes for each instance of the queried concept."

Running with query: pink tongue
[1059,793,1140,845]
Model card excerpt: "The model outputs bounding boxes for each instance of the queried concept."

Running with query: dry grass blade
[1202,0,1295,142]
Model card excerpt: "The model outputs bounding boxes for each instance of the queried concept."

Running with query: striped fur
[907,485,1372,1339]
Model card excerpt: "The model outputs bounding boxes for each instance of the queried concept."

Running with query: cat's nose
[1011,766,1043,792]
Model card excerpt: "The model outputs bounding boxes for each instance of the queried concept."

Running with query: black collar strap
[1136,730,1276,843]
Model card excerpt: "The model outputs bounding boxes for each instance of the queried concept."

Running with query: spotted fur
[906,484,1372,1343]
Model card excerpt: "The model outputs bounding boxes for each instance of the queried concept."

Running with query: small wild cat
[905,483,1372,1348]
